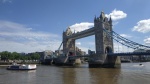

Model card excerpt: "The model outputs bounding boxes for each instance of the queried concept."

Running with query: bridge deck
[68,52,150,58]
[108,52,150,56]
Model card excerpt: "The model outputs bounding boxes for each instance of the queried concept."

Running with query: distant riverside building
[75,47,86,56]
[36,50,54,62]
[88,49,95,55]
[55,47,86,56]
[133,49,150,61]
[55,50,63,56]
[81,51,86,55]
[121,49,150,62]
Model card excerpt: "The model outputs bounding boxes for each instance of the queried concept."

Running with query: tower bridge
[56,11,150,68]
[61,11,120,68]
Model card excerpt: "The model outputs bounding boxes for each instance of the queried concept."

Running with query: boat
[6,63,36,70]
[139,63,144,66]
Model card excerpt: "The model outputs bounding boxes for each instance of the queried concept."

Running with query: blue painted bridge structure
[108,52,150,56]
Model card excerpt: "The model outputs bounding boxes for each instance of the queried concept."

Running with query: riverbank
[0,61,40,66]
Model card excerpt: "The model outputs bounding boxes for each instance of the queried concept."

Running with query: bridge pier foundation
[74,58,81,65]
[54,56,82,66]
[88,54,121,68]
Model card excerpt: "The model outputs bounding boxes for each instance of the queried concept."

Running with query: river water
[0,62,150,84]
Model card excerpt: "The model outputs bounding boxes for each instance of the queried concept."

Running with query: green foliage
[0,51,11,61]
[30,53,40,60]
[11,52,21,60]
[0,51,40,61]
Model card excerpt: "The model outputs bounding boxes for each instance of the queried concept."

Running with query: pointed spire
[100,11,105,21]
[94,15,96,20]
[109,15,112,25]
[109,15,112,22]
[94,15,97,22]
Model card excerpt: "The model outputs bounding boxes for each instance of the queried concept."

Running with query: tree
[31,53,40,60]
[0,51,41,61]
[0,51,11,61]
[12,52,21,60]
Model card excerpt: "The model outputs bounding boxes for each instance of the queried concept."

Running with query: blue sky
[0,0,150,53]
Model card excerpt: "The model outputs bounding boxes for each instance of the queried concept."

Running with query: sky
[0,0,150,53]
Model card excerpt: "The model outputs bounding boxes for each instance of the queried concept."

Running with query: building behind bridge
[37,50,54,63]
[121,49,150,62]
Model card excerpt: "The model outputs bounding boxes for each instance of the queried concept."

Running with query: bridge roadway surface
[68,52,150,58]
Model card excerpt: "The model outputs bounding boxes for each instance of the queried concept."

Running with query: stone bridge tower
[94,11,113,54]
[89,11,120,68]
[63,28,75,56]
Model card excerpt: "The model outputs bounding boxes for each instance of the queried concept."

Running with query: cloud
[69,9,126,32]
[0,20,61,53]
[120,34,132,38]
[113,22,119,26]
[132,19,150,33]
[144,38,150,45]
[69,22,94,32]
[0,40,61,53]
[0,20,58,41]
[105,9,127,21]
[76,42,81,45]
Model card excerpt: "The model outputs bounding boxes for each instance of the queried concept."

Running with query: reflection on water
[88,68,120,84]
[0,63,150,84]
[62,67,121,84]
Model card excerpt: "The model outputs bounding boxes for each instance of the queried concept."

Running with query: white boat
[139,63,144,66]
[7,63,36,70]
[133,64,144,67]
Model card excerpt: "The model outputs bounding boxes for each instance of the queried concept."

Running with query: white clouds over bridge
[69,9,128,33]
[69,22,94,33]
[132,19,150,33]
[105,9,127,21]
[132,19,150,45]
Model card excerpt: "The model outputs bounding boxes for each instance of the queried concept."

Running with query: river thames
[0,62,150,84]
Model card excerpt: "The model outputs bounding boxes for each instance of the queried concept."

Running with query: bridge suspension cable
[103,28,150,50]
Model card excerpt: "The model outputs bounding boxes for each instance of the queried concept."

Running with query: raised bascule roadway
[57,11,150,68]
